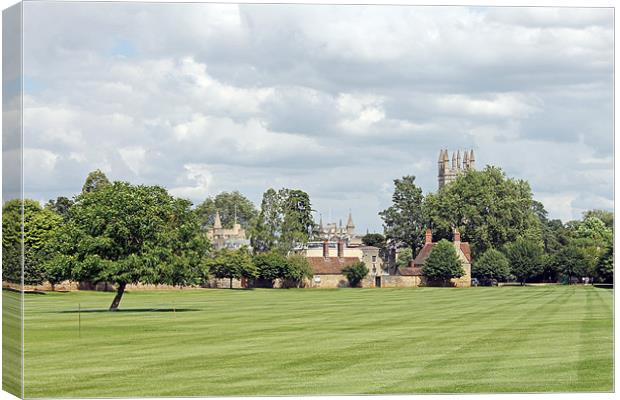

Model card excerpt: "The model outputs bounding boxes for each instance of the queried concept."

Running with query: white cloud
[17,3,613,230]
[118,146,147,176]
[169,164,214,200]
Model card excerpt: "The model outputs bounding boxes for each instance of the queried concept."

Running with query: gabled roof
[412,242,472,266]
[307,257,359,275]
[413,243,434,266]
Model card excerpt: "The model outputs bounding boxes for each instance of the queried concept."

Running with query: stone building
[394,228,471,287]
[316,211,363,245]
[438,149,475,189]
[206,210,251,250]
[306,240,384,288]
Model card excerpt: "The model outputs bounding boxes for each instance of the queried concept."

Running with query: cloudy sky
[16,2,613,232]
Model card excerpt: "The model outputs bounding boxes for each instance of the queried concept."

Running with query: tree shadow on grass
[56,308,199,313]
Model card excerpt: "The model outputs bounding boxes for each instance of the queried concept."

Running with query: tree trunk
[229,277,233,289]
[109,282,126,311]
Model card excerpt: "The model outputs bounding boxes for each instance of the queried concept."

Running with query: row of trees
[2,170,318,310]
[378,166,613,284]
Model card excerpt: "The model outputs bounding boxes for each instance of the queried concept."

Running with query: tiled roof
[398,266,424,276]
[413,243,434,266]
[460,242,472,262]
[412,241,472,266]
[307,257,360,274]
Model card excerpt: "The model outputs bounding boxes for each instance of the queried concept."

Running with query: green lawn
[12,285,614,397]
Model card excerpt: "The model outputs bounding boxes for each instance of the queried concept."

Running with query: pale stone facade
[206,210,250,250]
[438,149,476,189]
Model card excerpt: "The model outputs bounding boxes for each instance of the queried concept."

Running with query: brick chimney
[323,240,329,258]
[337,240,345,258]
[425,228,433,245]
[453,228,461,243]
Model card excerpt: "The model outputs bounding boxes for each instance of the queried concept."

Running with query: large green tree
[571,216,613,278]
[208,247,256,288]
[196,191,257,229]
[47,182,210,310]
[253,251,288,287]
[473,248,510,282]
[379,175,426,254]
[425,166,541,257]
[550,245,588,284]
[2,199,62,285]
[422,239,465,286]
[503,238,544,285]
[251,188,315,254]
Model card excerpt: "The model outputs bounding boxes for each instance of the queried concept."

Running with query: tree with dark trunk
[46,181,210,310]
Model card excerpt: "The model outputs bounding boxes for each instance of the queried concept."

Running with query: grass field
[9,285,614,397]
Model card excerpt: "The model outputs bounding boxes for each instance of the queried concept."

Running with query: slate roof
[307,257,360,274]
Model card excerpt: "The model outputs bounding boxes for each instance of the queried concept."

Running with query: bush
[284,255,313,287]
[473,248,510,282]
[253,251,288,286]
[503,238,543,285]
[342,261,369,287]
[422,239,464,286]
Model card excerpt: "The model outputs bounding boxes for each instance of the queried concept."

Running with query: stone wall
[381,275,421,288]
[3,280,78,292]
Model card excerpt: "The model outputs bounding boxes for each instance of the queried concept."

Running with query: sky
[13,2,614,232]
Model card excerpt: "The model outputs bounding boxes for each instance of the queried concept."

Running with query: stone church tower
[437,149,475,189]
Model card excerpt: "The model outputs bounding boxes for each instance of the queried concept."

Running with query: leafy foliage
[253,251,288,285]
[361,233,386,249]
[251,188,315,254]
[195,191,257,229]
[342,261,369,288]
[2,199,62,285]
[422,239,464,285]
[595,245,613,283]
[424,167,541,257]
[583,209,613,230]
[208,247,256,288]
[283,254,313,287]
[473,248,510,281]
[44,196,74,221]
[503,238,544,284]
[549,245,588,284]
[396,247,413,269]
[81,169,111,194]
[379,175,425,253]
[47,182,210,309]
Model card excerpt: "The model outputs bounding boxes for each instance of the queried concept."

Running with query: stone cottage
[383,228,472,288]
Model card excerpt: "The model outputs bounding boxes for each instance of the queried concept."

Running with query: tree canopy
[2,199,62,285]
[208,247,256,288]
[195,191,257,229]
[424,166,541,257]
[472,248,510,282]
[379,175,426,254]
[251,188,315,254]
[81,169,111,194]
[422,239,464,285]
[503,238,544,285]
[47,181,210,310]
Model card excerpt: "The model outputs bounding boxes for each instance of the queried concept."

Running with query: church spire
[346,210,354,228]
[214,210,222,229]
